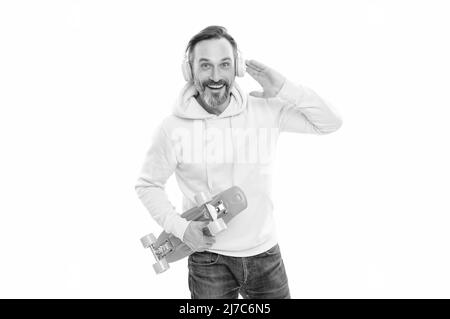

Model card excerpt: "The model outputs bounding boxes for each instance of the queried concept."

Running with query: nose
[210,66,221,82]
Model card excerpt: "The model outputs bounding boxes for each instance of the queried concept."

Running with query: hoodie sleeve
[135,123,189,240]
[269,79,343,134]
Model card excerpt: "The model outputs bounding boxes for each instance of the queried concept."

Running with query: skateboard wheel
[140,233,157,248]
[208,218,227,235]
[195,192,211,206]
[153,258,169,274]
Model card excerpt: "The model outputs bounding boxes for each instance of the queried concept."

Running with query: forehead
[192,38,234,62]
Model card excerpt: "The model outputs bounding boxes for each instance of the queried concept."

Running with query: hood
[173,81,247,119]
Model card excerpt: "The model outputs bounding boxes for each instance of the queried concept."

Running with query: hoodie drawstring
[204,117,236,194]
[229,116,236,187]
[203,119,213,193]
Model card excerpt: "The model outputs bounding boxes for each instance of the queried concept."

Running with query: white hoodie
[135,79,342,257]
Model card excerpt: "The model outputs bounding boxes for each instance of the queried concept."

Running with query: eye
[200,63,211,70]
[222,62,231,68]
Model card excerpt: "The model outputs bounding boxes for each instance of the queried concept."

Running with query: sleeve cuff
[275,79,306,104]
[169,216,191,241]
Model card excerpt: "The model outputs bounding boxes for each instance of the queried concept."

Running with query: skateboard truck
[140,233,172,274]
[205,203,227,235]
[195,192,228,235]
[215,200,227,215]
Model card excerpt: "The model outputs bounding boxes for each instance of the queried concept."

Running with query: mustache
[202,80,229,87]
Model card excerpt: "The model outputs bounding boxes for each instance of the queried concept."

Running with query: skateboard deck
[141,186,247,274]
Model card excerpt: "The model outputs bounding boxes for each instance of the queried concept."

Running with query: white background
[1,0,449,298]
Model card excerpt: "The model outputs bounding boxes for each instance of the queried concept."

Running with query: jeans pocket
[254,244,281,258]
[189,251,220,266]
[263,244,280,256]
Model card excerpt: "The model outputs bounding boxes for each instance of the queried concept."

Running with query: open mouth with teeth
[206,84,225,90]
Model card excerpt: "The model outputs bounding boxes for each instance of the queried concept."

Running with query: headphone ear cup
[235,52,245,77]
[181,58,192,82]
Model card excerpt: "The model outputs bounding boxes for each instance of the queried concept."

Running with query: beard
[193,77,233,108]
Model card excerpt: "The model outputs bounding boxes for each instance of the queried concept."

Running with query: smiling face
[191,38,236,114]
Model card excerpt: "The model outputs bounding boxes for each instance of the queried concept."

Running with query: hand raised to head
[245,59,286,98]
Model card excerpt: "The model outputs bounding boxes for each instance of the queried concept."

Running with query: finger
[246,67,259,76]
[198,221,209,230]
[246,67,260,80]
[249,91,264,98]
[204,236,216,245]
[245,59,261,68]
[246,59,266,71]
[181,245,192,254]
[202,227,213,237]
[198,243,213,252]
[193,220,206,227]
[203,240,215,248]
[245,63,262,73]
[185,241,195,252]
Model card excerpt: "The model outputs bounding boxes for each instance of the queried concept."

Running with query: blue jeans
[188,244,290,299]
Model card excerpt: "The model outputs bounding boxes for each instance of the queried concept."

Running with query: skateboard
[140,186,247,274]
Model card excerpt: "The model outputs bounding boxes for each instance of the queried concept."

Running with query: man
[135,26,342,299]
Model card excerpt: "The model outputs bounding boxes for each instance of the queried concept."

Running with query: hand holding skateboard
[140,186,247,274]
[182,221,216,252]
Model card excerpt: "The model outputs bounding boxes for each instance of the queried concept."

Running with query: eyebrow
[198,57,232,63]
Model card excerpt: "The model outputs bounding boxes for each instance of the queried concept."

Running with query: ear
[249,91,264,98]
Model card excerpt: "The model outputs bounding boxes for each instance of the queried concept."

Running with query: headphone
[181,50,246,82]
